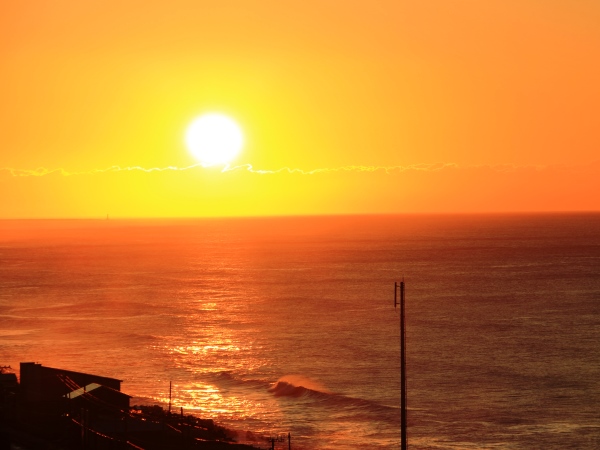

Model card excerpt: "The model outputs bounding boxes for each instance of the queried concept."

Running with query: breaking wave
[207,372,397,423]
[267,375,397,419]
[268,381,326,398]
[268,375,330,398]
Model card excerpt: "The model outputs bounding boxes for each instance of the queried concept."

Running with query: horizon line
[2,210,599,221]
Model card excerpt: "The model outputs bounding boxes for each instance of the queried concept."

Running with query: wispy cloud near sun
[0,162,594,177]
[1,160,598,218]
[1,162,557,178]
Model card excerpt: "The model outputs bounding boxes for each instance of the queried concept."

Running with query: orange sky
[1,1,599,218]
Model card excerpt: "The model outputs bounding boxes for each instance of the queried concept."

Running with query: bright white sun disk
[185,113,244,167]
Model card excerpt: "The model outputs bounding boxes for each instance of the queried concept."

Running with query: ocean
[1,213,599,449]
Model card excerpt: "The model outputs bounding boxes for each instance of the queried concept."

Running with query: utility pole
[395,280,407,450]
[168,381,172,414]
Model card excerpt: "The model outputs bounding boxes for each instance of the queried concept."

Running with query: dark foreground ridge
[0,363,258,450]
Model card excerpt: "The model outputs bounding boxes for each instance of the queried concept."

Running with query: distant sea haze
[1,213,599,449]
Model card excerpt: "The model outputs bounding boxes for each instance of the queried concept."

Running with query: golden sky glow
[1,1,599,218]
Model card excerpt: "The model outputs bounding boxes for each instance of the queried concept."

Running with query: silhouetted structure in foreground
[20,362,127,419]
[0,363,257,450]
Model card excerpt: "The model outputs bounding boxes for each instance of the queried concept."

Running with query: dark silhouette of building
[7,363,255,449]
[0,367,18,431]
[20,362,122,404]
[17,362,129,447]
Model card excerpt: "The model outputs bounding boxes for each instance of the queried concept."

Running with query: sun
[185,113,244,167]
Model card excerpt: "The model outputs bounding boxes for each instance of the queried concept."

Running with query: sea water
[1,214,599,449]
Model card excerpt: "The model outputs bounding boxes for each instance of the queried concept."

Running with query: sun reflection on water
[154,380,278,426]
[171,343,241,355]
[145,280,311,442]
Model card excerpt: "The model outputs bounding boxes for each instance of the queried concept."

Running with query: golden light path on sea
[150,337,275,426]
